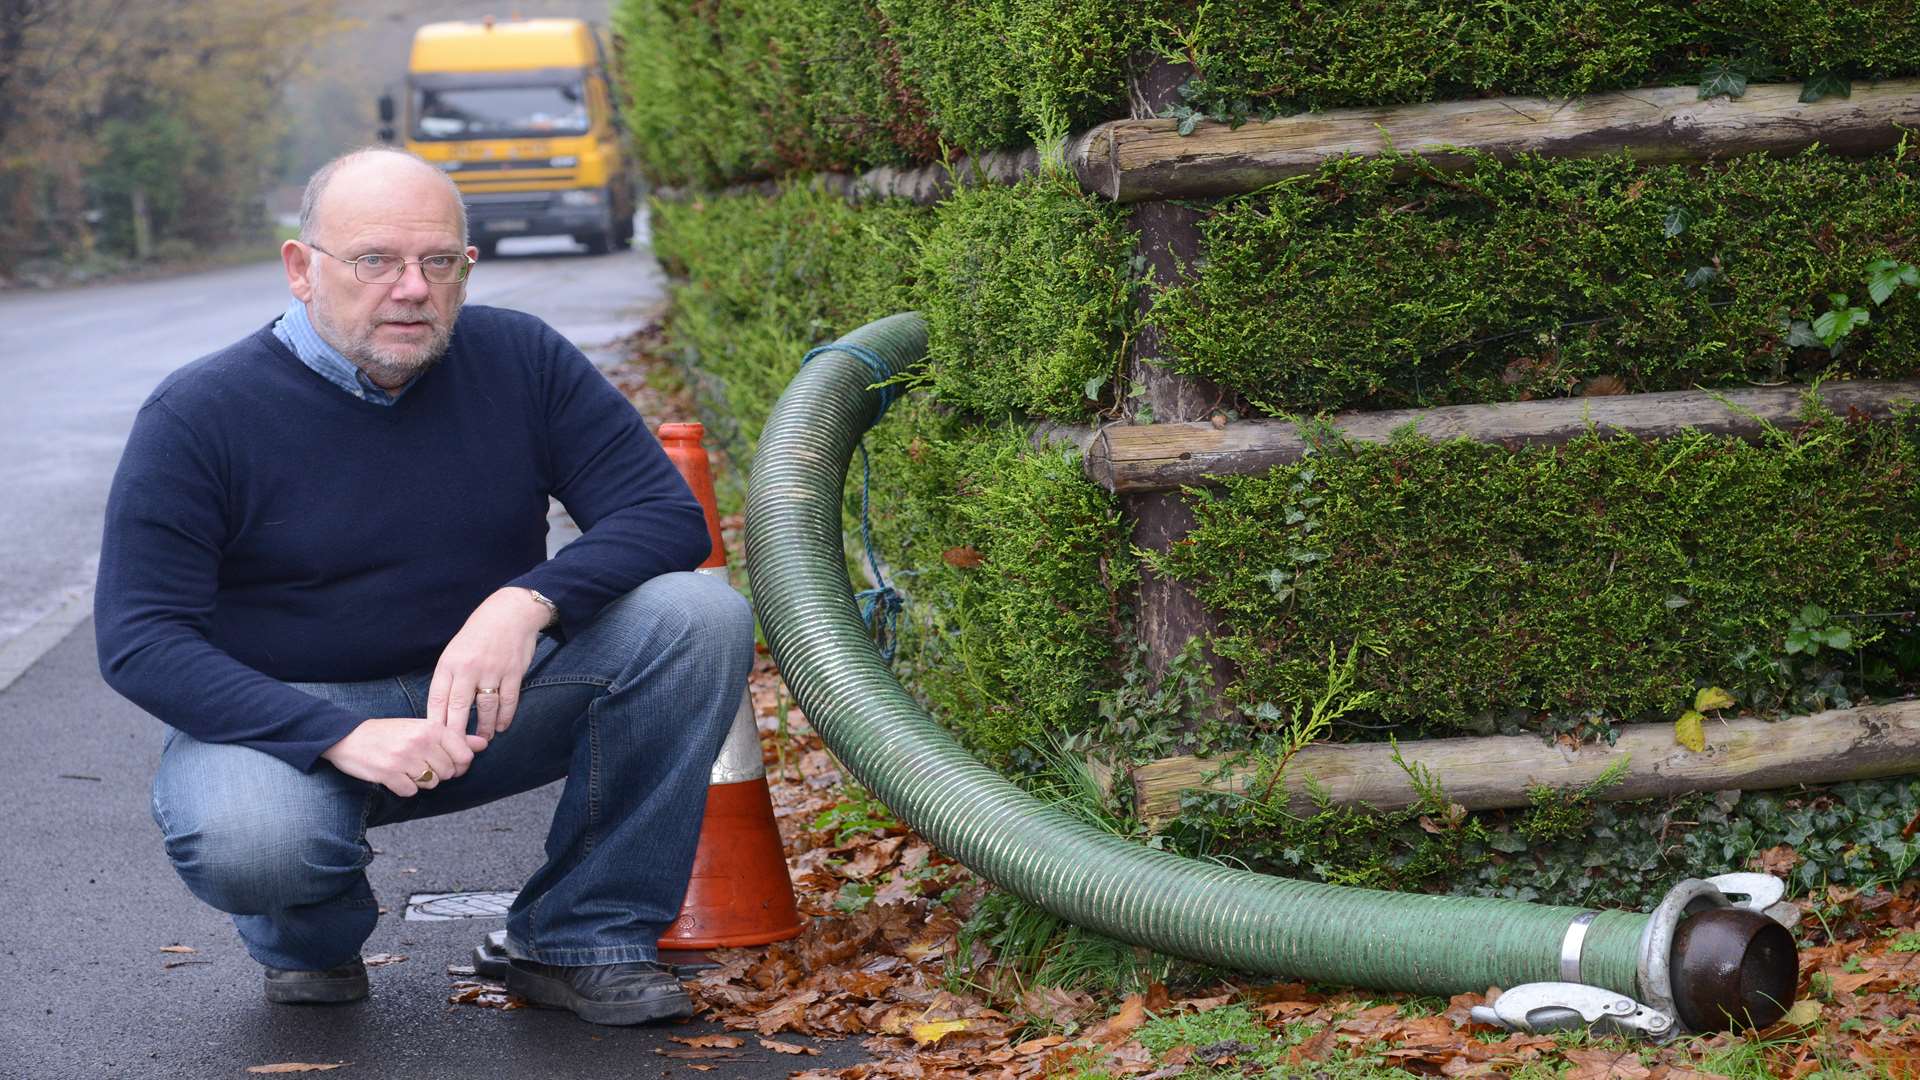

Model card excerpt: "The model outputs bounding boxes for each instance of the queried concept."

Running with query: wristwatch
[523,587,560,630]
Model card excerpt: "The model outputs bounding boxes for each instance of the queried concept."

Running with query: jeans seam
[396,675,422,716]
[585,701,602,858]
[521,675,612,691]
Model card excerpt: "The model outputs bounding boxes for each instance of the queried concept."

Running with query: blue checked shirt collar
[272,300,411,405]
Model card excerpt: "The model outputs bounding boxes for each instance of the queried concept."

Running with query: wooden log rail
[1081,379,1920,494]
[662,78,1920,207]
[1126,699,1920,825]
[1071,78,1920,203]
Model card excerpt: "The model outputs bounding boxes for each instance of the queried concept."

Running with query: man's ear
[283,239,315,302]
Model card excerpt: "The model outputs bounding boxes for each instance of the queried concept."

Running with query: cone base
[658,777,803,950]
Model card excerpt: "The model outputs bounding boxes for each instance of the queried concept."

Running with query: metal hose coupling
[1482,873,1799,1040]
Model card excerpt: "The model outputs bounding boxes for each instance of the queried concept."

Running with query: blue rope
[850,441,903,664]
[802,341,905,661]
[802,341,902,419]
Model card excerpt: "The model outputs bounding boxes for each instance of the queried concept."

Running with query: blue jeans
[149,572,754,972]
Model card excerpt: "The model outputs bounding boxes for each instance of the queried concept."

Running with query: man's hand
[426,587,551,739]
[321,717,491,796]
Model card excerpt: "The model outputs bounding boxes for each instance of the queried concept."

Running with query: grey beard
[351,322,455,388]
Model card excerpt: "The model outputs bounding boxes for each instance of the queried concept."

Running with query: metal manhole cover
[405,890,517,921]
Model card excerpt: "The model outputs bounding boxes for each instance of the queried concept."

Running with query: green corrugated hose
[743,312,1693,1007]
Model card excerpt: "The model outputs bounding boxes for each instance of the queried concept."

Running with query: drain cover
[405,890,517,921]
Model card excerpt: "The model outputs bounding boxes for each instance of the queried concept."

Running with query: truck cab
[384,17,635,257]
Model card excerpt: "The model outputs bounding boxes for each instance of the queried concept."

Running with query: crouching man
[94,146,754,1026]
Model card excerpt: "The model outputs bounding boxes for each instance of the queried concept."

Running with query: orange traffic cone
[655,422,804,950]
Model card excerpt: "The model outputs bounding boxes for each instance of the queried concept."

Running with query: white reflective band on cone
[711,689,763,784]
[696,566,766,785]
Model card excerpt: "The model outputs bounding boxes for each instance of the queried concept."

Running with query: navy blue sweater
[96,305,711,771]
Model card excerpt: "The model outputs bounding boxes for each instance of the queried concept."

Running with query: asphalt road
[0,223,867,1077]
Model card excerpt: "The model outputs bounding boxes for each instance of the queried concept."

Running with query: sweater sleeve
[95,398,365,771]
[507,321,712,633]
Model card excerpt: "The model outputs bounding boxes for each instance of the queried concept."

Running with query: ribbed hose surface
[745,312,1653,999]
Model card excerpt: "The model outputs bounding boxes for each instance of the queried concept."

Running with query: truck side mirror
[377,92,395,124]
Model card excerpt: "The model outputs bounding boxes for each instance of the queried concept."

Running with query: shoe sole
[504,965,694,1026]
[265,974,369,1004]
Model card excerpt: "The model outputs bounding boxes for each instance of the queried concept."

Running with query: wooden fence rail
[1080,379,1920,494]
[1124,699,1920,824]
[661,78,1920,207]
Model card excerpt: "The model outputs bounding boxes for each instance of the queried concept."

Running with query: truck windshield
[413,82,590,140]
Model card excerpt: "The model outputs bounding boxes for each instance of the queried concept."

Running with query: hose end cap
[1671,907,1797,1032]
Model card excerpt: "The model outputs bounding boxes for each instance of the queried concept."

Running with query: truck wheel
[582,229,612,256]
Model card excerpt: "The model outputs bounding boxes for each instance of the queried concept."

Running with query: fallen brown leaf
[671,1034,746,1049]
[1564,1047,1652,1080]
[1287,1026,1336,1066]
[655,1047,743,1061]
[245,1065,346,1075]
[361,953,406,967]
[1087,994,1148,1046]
[941,546,984,568]
[760,1037,818,1055]
[158,945,195,954]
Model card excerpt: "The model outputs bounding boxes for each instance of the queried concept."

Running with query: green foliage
[863,414,1130,762]
[613,0,1142,186]
[914,174,1138,418]
[612,0,1920,185]
[612,0,925,188]
[1155,411,1920,733]
[649,184,930,489]
[1157,0,1920,123]
[1166,776,1920,909]
[812,783,901,844]
[1151,147,1920,413]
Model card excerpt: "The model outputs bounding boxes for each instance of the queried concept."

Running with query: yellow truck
[379,17,635,257]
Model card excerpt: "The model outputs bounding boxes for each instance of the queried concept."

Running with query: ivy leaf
[1662,206,1695,239]
[1694,686,1735,712]
[1866,259,1920,305]
[1177,112,1202,136]
[1812,300,1869,349]
[1786,320,1825,349]
[1083,375,1107,401]
[1820,626,1854,650]
[1675,710,1708,752]
[1684,265,1723,289]
[1799,71,1852,103]
[1699,60,1749,100]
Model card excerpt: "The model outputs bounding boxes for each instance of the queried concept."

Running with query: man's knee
[601,571,756,662]
[157,798,365,915]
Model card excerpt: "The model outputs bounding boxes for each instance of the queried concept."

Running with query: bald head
[298,147,468,247]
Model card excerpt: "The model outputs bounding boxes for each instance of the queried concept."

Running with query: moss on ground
[1150,147,1920,413]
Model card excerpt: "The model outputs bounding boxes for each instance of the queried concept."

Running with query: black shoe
[264,957,369,1004]
[505,958,694,1025]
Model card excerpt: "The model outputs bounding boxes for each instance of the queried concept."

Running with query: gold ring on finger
[476,687,500,696]
[411,765,437,785]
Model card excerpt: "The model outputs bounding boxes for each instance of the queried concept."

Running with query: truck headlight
[558,189,603,207]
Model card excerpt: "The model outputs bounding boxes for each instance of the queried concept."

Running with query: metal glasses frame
[306,243,474,285]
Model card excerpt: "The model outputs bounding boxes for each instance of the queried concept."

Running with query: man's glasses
[308,244,474,285]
